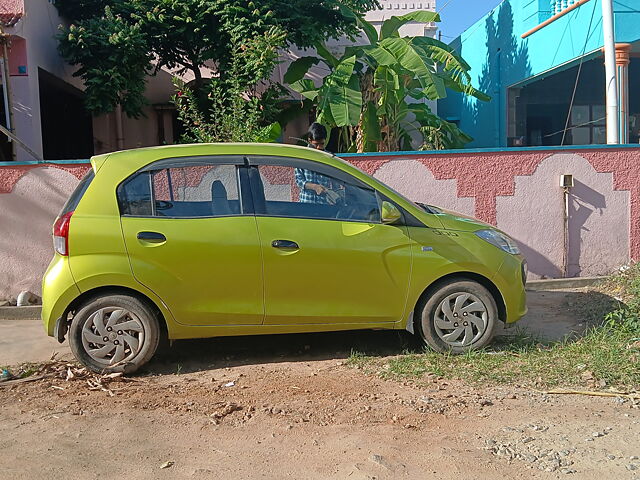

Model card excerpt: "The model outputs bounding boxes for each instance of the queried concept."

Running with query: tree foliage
[56,7,152,117]
[172,28,285,143]
[285,11,488,152]
[54,0,380,118]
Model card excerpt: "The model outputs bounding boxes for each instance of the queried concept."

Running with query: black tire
[69,294,160,374]
[416,280,498,354]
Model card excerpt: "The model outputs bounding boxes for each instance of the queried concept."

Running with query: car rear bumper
[41,255,80,337]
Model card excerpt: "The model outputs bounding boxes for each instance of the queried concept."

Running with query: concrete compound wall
[0,145,639,299]
[0,162,90,299]
[345,146,638,279]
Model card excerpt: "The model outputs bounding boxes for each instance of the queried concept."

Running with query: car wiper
[416,202,442,214]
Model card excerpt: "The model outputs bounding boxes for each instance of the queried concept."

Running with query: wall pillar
[615,43,631,144]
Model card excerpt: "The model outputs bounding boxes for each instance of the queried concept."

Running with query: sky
[437,0,504,42]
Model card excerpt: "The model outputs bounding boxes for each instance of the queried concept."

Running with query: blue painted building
[438,0,640,148]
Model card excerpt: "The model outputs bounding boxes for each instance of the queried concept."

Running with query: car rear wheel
[417,280,498,353]
[69,294,160,374]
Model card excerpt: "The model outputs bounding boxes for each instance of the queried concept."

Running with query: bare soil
[1,326,639,480]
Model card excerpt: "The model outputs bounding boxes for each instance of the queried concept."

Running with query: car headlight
[475,229,520,255]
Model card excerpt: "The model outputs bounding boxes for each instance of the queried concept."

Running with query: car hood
[419,204,492,232]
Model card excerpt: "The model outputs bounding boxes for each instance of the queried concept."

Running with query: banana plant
[284,10,489,152]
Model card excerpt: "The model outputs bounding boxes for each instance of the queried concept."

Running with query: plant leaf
[290,79,319,100]
[380,11,440,40]
[315,43,339,68]
[361,45,396,66]
[327,73,361,127]
[361,100,381,151]
[377,37,445,99]
[337,3,378,44]
[374,66,400,116]
[439,73,491,102]
[256,122,282,142]
[316,56,360,127]
[412,36,471,76]
[284,56,321,84]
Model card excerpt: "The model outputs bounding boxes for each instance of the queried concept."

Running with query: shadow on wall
[517,241,562,279]
[568,179,607,277]
[516,183,607,280]
[461,0,532,148]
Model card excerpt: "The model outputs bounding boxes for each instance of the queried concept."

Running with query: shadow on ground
[509,289,621,341]
[146,289,622,376]
[148,329,415,375]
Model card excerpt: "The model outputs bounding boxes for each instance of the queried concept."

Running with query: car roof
[91,143,347,174]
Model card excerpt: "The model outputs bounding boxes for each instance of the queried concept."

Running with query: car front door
[248,157,412,326]
[119,157,264,326]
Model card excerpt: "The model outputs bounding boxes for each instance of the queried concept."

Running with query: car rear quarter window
[117,172,152,216]
[59,169,95,216]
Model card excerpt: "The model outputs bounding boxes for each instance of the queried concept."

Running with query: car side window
[150,164,240,217]
[254,164,381,223]
[118,163,241,218]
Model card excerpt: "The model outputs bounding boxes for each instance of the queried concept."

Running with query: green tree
[54,0,380,118]
[284,11,489,151]
[172,27,285,143]
[56,7,153,117]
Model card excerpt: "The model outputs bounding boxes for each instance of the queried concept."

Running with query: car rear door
[118,156,264,326]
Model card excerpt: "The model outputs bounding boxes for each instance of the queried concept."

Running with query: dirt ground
[1,290,639,480]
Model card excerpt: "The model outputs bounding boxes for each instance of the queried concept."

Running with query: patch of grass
[377,323,639,389]
[346,350,379,374]
[383,354,432,378]
[349,267,640,391]
[1,362,42,379]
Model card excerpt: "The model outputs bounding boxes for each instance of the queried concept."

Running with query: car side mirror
[381,201,402,225]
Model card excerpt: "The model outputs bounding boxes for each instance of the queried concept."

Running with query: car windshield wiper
[416,202,442,214]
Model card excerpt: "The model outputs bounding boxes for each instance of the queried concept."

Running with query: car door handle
[271,240,299,249]
[137,231,166,243]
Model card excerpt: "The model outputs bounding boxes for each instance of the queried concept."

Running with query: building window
[570,105,605,145]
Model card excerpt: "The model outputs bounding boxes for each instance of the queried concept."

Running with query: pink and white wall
[1,145,639,300]
[345,146,639,279]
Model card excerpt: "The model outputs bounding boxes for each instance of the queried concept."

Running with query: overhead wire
[436,0,456,15]
[434,0,466,44]
[544,116,605,138]
[560,0,598,145]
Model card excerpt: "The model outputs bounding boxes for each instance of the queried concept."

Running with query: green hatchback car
[42,143,527,373]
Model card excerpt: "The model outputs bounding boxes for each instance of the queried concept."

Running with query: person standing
[294,123,336,204]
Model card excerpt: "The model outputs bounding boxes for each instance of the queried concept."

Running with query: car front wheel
[417,280,498,353]
[69,294,160,374]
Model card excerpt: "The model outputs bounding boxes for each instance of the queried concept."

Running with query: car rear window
[59,169,95,216]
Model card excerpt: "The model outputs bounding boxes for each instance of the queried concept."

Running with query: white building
[367,0,438,37]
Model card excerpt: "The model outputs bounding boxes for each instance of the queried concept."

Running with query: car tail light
[53,211,73,256]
